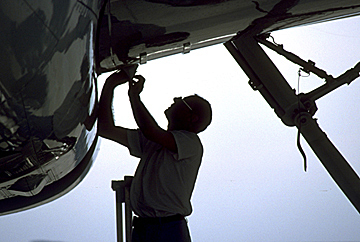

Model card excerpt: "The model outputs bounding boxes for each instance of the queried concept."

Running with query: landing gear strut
[225,30,360,214]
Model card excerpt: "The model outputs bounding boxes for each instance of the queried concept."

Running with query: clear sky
[1,15,360,242]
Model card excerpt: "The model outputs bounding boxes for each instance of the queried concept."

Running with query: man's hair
[187,95,212,133]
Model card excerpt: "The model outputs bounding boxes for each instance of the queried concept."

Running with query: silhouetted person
[98,66,212,242]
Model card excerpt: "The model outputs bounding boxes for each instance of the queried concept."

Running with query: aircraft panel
[97,0,360,72]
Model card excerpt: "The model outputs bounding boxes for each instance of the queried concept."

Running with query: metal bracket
[182,42,191,54]
[139,52,147,64]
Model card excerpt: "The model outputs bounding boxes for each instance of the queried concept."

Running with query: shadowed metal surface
[0,0,102,215]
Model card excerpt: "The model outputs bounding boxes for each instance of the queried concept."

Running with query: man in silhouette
[98,67,212,242]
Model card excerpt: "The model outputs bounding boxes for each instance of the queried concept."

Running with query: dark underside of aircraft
[0,0,359,215]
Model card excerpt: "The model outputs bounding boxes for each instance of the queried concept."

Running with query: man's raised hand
[129,75,145,98]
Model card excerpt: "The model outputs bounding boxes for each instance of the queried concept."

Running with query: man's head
[165,95,212,133]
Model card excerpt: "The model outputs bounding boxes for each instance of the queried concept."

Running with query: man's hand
[129,75,145,98]
[106,71,129,87]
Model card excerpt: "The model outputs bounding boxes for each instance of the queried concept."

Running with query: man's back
[127,129,203,218]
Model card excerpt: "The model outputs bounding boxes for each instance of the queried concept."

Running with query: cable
[297,69,308,172]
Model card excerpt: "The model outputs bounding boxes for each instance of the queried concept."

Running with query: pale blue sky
[1,15,360,242]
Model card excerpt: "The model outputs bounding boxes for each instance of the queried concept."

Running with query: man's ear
[190,114,199,123]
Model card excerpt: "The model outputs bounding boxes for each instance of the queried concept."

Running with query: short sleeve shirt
[127,129,203,218]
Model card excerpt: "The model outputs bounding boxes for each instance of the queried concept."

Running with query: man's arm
[128,76,177,153]
[98,71,130,147]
